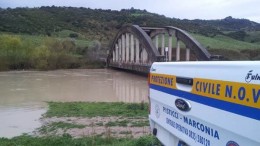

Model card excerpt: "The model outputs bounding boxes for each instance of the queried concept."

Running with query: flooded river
[0,69,148,138]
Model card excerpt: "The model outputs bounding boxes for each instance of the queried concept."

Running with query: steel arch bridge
[107,25,220,73]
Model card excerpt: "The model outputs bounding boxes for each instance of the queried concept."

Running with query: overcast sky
[1,0,260,23]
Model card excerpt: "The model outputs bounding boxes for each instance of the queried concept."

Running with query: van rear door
[149,61,260,146]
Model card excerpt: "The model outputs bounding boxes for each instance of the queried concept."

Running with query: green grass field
[154,33,260,51]
[244,31,260,44]
[45,102,148,118]
[192,34,260,50]
[1,32,91,49]
[52,30,86,39]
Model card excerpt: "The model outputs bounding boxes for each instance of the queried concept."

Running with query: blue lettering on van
[183,116,219,140]
[166,118,175,128]
[245,70,260,83]
[197,134,211,146]
[195,81,221,96]
[166,118,188,136]
[151,75,173,86]
[253,88,260,103]
[163,107,179,119]
[238,87,246,100]
[225,85,232,98]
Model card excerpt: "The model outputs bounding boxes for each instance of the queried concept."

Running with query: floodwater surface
[0,69,148,138]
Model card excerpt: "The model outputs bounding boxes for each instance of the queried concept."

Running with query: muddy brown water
[0,69,148,138]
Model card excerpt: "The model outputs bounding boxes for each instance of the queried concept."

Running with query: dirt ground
[37,116,151,138]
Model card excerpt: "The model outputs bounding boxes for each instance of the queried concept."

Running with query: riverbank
[38,102,150,138]
[0,102,162,146]
[0,34,106,71]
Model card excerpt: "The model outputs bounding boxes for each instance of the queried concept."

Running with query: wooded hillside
[1,7,260,43]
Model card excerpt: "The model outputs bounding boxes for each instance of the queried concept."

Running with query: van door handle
[176,77,193,86]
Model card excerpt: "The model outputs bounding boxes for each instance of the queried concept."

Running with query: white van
[148,61,260,146]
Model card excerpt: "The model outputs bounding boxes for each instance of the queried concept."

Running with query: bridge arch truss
[107,25,219,73]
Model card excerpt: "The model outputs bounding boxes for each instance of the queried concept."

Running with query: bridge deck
[109,62,150,73]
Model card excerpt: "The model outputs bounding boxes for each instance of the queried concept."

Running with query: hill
[190,16,260,31]
[1,7,260,43]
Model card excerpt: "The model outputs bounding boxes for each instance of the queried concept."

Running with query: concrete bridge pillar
[126,33,130,62]
[142,48,148,64]
[112,48,116,62]
[130,34,134,62]
[168,35,172,61]
[155,35,159,50]
[186,47,190,61]
[135,38,140,63]
[176,38,180,61]
[161,34,165,56]
[118,39,122,62]
[140,48,143,64]
[115,44,119,61]
[121,34,125,62]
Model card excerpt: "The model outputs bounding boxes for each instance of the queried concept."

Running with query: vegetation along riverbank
[0,33,106,71]
[0,102,162,146]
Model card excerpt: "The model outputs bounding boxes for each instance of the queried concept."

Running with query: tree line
[0,34,105,71]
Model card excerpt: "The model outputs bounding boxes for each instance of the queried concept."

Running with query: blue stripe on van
[150,84,260,121]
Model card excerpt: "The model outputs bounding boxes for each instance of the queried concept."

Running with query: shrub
[0,34,104,71]
[0,35,34,70]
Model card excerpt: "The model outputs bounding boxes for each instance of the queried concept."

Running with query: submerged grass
[46,102,148,118]
[0,134,162,146]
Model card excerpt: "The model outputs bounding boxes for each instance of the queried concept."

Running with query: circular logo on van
[175,99,191,112]
[226,141,239,146]
[155,104,160,118]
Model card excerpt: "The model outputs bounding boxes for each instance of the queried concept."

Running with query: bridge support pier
[168,35,172,61]
[126,33,129,62]
[113,49,115,61]
[122,34,125,62]
[115,44,118,61]
[130,34,134,62]
[176,38,180,61]
[186,47,190,61]
[155,35,159,50]
[161,34,165,56]
[118,39,122,62]
[136,38,140,63]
